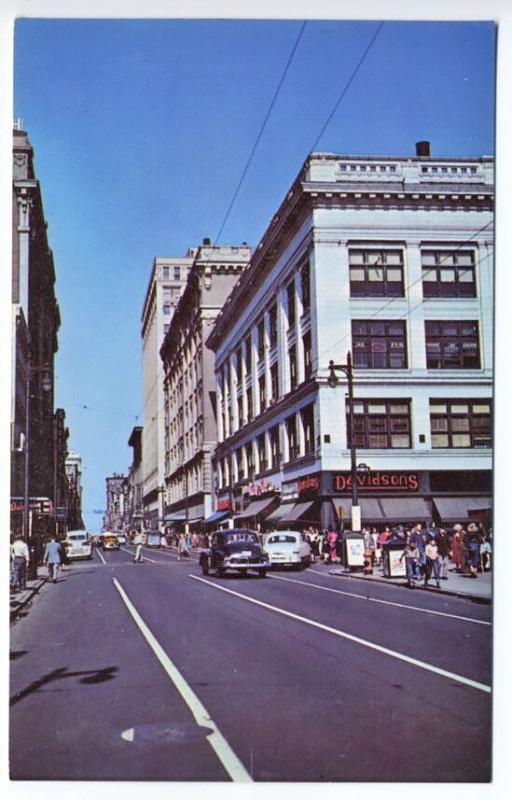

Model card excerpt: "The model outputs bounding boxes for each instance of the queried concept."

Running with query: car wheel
[257,570,267,578]
[201,560,209,576]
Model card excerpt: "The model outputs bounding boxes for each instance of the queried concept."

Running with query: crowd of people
[300,521,491,589]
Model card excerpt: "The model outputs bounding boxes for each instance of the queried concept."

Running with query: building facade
[126,426,144,531]
[207,144,493,532]
[140,253,195,528]
[11,123,61,540]
[103,474,127,532]
[161,241,251,528]
[65,449,84,530]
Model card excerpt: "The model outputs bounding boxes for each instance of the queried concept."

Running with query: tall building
[53,408,69,535]
[126,426,144,531]
[161,241,251,528]
[103,474,126,532]
[140,253,196,528]
[65,449,84,530]
[11,123,60,540]
[207,143,493,532]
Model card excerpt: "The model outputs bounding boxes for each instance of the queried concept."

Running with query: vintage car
[145,531,162,547]
[102,532,120,551]
[199,528,270,577]
[65,530,93,560]
[264,530,311,570]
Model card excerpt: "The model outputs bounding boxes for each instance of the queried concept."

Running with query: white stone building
[207,143,493,532]
[140,253,196,527]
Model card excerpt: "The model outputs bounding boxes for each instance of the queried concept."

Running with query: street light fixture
[327,352,361,532]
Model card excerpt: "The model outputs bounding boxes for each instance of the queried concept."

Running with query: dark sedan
[199,528,270,577]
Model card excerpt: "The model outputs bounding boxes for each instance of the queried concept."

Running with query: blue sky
[13,18,495,531]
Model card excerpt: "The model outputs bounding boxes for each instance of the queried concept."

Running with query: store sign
[297,475,320,494]
[10,497,53,514]
[217,498,232,511]
[246,480,277,497]
[334,472,419,493]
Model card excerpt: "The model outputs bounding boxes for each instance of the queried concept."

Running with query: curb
[328,569,492,605]
[10,577,47,622]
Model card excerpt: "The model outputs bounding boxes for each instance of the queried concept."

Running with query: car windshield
[225,532,259,544]
[267,535,297,544]
[68,534,86,542]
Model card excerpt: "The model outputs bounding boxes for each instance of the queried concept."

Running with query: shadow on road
[10,665,119,706]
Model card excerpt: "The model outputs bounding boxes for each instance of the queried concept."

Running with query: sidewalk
[10,566,48,623]
[328,562,492,603]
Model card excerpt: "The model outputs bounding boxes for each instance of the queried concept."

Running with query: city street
[10,544,491,782]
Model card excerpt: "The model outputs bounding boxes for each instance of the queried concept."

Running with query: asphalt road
[10,543,492,782]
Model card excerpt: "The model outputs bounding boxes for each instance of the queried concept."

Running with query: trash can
[382,541,407,578]
[343,531,365,571]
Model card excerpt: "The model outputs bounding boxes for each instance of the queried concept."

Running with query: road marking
[119,547,159,564]
[112,577,252,782]
[96,548,107,565]
[270,575,491,626]
[189,575,491,695]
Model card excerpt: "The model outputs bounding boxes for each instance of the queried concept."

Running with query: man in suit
[43,534,62,583]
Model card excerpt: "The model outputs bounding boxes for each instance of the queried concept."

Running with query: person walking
[43,534,62,583]
[133,532,144,563]
[11,534,30,592]
[177,532,190,561]
[424,536,441,589]
[465,523,482,578]
[437,527,449,579]
[400,540,420,588]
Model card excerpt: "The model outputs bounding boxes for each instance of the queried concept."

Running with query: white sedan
[264,530,311,570]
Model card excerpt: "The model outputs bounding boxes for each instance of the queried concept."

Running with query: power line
[213,21,308,247]
[309,21,385,153]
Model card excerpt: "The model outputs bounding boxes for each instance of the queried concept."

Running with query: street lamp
[327,352,361,532]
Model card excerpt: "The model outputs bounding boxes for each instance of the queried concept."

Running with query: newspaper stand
[383,540,407,578]
[343,531,365,571]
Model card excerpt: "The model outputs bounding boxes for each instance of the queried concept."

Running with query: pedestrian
[59,537,69,571]
[424,536,441,589]
[11,533,30,592]
[400,540,420,588]
[160,532,167,548]
[177,532,190,561]
[326,529,339,564]
[465,523,482,578]
[43,534,62,583]
[363,527,375,568]
[133,531,144,563]
[437,527,449,579]
[450,525,463,572]
[480,535,492,572]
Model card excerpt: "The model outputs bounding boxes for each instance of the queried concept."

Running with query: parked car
[145,531,162,547]
[102,532,120,551]
[199,528,270,577]
[264,530,311,570]
[65,530,93,560]
[116,533,127,545]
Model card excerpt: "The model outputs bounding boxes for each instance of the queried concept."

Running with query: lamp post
[327,352,361,532]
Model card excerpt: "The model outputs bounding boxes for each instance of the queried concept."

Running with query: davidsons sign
[334,471,419,493]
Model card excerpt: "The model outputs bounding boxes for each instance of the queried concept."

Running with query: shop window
[430,399,492,448]
[349,249,404,297]
[352,320,407,369]
[425,321,480,369]
[422,250,476,298]
[347,399,412,449]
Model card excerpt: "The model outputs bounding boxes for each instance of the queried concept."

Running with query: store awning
[279,501,314,522]
[432,496,492,523]
[164,512,187,522]
[335,498,386,523]
[204,510,230,525]
[266,503,296,522]
[379,497,431,522]
[235,497,276,519]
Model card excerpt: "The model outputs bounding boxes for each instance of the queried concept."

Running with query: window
[287,281,296,328]
[286,415,299,461]
[422,250,476,298]
[245,336,252,373]
[347,400,412,449]
[303,331,312,378]
[258,374,266,412]
[349,249,404,297]
[430,400,492,448]
[237,396,244,427]
[162,266,169,280]
[270,363,279,402]
[246,444,255,480]
[257,320,265,359]
[236,449,244,481]
[352,320,407,369]
[174,266,181,280]
[257,434,267,472]
[163,303,171,315]
[236,348,242,382]
[246,387,253,423]
[301,261,311,311]
[270,425,280,467]
[269,304,278,348]
[289,345,297,389]
[301,404,315,455]
[425,321,480,369]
